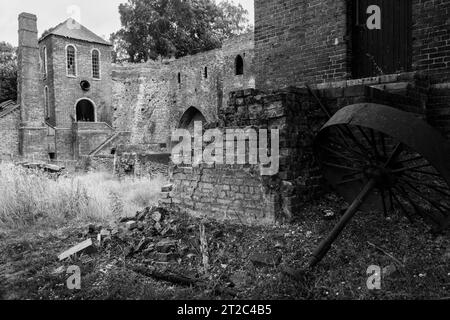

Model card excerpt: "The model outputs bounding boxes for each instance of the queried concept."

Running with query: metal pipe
[308,178,377,268]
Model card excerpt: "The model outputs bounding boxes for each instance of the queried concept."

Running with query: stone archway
[75,99,96,122]
[178,107,207,133]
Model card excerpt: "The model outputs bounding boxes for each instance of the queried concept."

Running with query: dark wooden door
[352,0,412,78]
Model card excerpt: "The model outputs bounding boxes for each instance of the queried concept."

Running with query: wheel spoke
[398,178,450,213]
[391,163,433,174]
[400,174,450,197]
[336,176,365,186]
[391,190,414,223]
[321,162,362,172]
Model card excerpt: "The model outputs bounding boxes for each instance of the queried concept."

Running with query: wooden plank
[58,239,93,261]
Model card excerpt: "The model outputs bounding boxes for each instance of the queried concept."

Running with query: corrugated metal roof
[39,18,112,46]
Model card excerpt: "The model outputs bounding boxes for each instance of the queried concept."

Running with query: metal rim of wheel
[309,103,450,267]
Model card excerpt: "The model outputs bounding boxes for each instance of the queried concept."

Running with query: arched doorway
[178,107,207,133]
[76,99,96,122]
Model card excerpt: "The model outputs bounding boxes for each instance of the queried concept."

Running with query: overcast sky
[0,0,255,46]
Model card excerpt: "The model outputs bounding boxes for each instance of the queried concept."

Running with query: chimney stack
[17,13,46,157]
[17,12,44,126]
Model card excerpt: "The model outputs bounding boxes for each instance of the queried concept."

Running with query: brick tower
[17,13,46,157]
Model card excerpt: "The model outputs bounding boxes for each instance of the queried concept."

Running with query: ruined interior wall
[111,35,255,148]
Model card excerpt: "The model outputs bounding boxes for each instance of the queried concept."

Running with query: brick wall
[412,0,450,84]
[254,0,450,90]
[254,0,349,90]
[41,36,112,128]
[0,110,20,156]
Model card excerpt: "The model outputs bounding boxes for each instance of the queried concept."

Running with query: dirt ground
[0,195,449,300]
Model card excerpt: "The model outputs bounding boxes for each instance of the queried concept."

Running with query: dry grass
[0,163,167,230]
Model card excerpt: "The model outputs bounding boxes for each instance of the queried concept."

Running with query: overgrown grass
[0,163,167,230]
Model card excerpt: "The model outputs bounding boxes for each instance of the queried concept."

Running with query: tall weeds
[0,163,166,230]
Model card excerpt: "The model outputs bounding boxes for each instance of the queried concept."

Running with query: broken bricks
[58,239,94,261]
[249,252,282,268]
[156,239,178,253]
[161,184,173,193]
[125,221,137,231]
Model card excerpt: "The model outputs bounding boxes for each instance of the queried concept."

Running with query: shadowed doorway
[76,99,96,122]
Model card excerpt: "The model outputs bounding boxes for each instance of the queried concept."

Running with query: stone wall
[111,34,255,148]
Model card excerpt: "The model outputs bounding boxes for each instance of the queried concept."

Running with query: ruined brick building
[1,1,450,225]
[0,13,254,160]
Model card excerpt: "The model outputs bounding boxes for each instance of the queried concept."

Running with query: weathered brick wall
[254,0,349,90]
[114,145,170,178]
[111,34,254,148]
[412,0,450,84]
[166,77,427,224]
[43,36,112,128]
[254,0,450,90]
[166,165,278,225]
[164,88,328,224]
[0,110,20,156]
[222,33,256,109]
[73,122,114,157]
[427,85,450,138]
[17,13,47,158]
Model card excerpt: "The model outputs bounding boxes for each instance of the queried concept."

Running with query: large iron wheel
[310,103,450,267]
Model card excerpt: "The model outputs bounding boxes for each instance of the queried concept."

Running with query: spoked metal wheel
[309,103,450,267]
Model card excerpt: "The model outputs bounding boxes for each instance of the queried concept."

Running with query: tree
[0,42,17,103]
[111,0,251,63]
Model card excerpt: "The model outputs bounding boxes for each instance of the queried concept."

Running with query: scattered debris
[382,265,398,277]
[97,229,111,246]
[161,184,173,193]
[249,252,282,268]
[58,239,93,261]
[323,209,336,221]
[199,223,209,273]
[230,271,250,288]
[367,241,405,268]
[125,221,137,231]
[151,211,163,222]
[155,239,177,253]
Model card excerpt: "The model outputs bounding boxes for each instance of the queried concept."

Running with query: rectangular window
[92,50,100,79]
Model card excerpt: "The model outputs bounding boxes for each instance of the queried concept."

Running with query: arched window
[92,49,100,79]
[42,46,48,78]
[66,45,76,76]
[204,67,208,79]
[235,55,244,75]
[44,86,49,118]
[76,99,95,122]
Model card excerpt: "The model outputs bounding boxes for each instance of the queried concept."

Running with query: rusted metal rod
[308,179,377,268]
